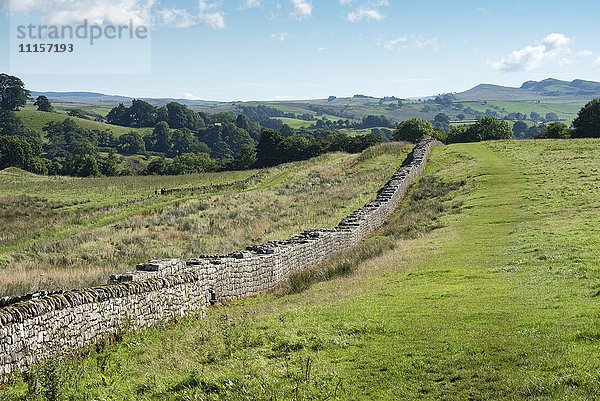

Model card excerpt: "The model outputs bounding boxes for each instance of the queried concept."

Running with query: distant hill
[455,79,600,101]
[30,91,133,105]
[30,91,221,108]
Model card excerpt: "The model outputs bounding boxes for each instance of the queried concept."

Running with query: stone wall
[0,138,439,378]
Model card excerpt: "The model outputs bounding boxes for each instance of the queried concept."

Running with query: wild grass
[3,139,598,400]
[285,175,466,294]
[0,143,411,297]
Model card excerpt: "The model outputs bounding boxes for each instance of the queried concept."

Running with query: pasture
[0,143,411,297]
[16,109,151,138]
[1,139,598,400]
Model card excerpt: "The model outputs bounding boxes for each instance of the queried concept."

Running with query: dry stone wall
[0,138,440,378]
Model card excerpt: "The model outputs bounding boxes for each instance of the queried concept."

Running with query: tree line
[395,97,600,144]
[0,74,385,177]
[1,73,599,178]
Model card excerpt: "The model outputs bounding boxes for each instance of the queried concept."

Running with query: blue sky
[2,0,600,101]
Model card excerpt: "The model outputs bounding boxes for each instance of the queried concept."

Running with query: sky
[1,0,600,101]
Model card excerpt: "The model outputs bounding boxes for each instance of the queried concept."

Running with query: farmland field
[16,109,151,138]
[274,117,314,128]
[461,100,585,124]
[2,139,598,400]
[0,142,411,297]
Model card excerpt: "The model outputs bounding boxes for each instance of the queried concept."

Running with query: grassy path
[2,141,598,400]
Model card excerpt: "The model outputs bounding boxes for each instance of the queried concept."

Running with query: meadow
[1,138,598,400]
[0,142,411,297]
[461,100,585,123]
[16,109,151,138]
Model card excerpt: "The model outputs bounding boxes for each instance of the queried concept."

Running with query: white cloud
[155,1,224,29]
[339,0,352,5]
[577,50,594,57]
[199,11,225,29]
[198,0,225,29]
[198,0,219,12]
[346,0,388,22]
[381,34,438,51]
[239,0,260,9]
[182,92,202,100]
[489,33,572,72]
[271,31,289,42]
[156,8,196,28]
[594,57,600,67]
[273,95,298,100]
[347,8,383,22]
[289,0,312,19]
[7,0,155,25]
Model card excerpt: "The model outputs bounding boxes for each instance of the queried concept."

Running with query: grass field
[16,109,151,138]
[461,100,585,124]
[275,117,315,129]
[1,139,598,400]
[0,143,411,297]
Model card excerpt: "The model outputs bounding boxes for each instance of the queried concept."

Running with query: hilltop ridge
[455,78,600,101]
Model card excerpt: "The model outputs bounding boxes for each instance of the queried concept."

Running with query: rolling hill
[28,78,600,128]
[455,78,600,101]
[3,139,598,399]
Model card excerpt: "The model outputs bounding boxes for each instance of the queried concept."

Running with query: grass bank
[1,139,599,400]
[0,143,411,297]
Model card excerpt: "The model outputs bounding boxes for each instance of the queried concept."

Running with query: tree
[143,158,173,175]
[545,112,559,122]
[0,110,40,143]
[447,125,469,143]
[471,117,512,141]
[163,102,204,131]
[535,122,571,139]
[456,114,466,121]
[572,98,600,138]
[34,96,54,112]
[236,114,251,131]
[230,143,257,170]
[211,140,233,161]
[171,128,208,155]
[63,153,100,177]
[118,131,146,154]
[128,99,157,128]
[530,112,541,121]
[97,130,117,148]
[43,118,97,158]
[393,118,434,143]
[0,135,46,174]
[447,117,512,143]
[149,121,171,152]
[523,124,543,140]
[106,103,131,126]
[255,129,285,167]
[512,121,528,136]
[356,115,395,129]
[172,153,216,174]
[0,74,30,111]
[98,149,119,176]
[433,113,451,132]
[106,100,158,128]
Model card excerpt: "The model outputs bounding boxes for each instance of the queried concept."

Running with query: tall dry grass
[0,143,411,297]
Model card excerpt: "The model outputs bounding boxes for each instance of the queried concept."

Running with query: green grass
[0,143,411,297]
[275,117,315,129]
[461,100,585,124]
[2,139,599,400]
[16,109,151,138]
